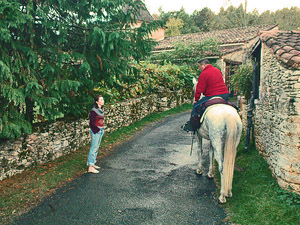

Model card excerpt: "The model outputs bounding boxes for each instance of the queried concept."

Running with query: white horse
[193,78,242,203]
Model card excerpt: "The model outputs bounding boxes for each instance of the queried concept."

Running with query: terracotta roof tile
[276,49,286,56]
[282,46,294,52]
[261,34,273,42]
[281,53,295,61]
[266,38,277,47]
[286,41,298,46]
[271,45,281,52]
[259,30,300,69]
[153,24,278,55]
[291,56,300,63]
[279,56,289,64]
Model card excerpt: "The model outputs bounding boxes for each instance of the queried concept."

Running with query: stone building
[247,30,300,193]
[152,24,278,93]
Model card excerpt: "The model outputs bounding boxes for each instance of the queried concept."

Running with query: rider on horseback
[182,58,230,132]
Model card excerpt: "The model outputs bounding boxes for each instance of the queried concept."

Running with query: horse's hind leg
[196,135,203,175]
[207,143,214,178]
[211,138,226,203]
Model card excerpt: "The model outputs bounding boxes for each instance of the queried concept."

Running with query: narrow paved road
[12,112,227,225]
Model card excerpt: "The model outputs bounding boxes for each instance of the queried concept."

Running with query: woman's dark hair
[93,95,103,108]
[198,58,210,65]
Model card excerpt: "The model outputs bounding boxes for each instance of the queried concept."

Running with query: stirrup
[181,121,194,132]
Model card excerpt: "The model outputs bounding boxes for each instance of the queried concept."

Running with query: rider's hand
[193,100,197,104]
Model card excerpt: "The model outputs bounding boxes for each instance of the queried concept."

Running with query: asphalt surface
[12,112,227,225]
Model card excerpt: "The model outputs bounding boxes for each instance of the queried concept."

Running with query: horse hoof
[219,196,226,204]
[196,169,202,175]
[196,170,202,176]
[207,173,214,178]
[226,191,232,198]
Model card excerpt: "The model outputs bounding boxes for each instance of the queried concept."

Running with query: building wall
[0,91,191,181]
[252,44,300,193]
[150,28,165,41]
[130,21,165,41]
[223,48,244,63]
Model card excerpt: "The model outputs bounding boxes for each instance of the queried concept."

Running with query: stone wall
[241,44,300,194]
[0,91,191,181]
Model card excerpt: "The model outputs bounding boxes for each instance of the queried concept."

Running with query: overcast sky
[144,0,300,14]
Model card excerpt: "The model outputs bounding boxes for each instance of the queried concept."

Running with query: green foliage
[150,39,220,67]
[230,63,253,99]
[93,61,195,104]
[0,0,164,139]
[271,7,300,30]
[192,7,215,32]
[165,18,184,37]
[157,4,300,33]
[277,186,300,206]
[157,7,200,35]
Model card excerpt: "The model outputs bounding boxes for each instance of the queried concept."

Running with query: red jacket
[89,110,104,134]
[194,64,229,101]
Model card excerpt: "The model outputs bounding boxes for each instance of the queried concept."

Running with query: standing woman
[87,95,105,173]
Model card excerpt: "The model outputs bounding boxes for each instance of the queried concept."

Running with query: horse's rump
[192,98,238,131]
[199,104,241,136]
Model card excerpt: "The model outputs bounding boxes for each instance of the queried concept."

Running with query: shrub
[93,61,196,103]
[230,63,253,99]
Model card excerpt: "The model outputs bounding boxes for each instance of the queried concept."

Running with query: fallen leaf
[31,189,38,193]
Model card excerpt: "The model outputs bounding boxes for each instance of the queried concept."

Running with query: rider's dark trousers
[189,93,229,123]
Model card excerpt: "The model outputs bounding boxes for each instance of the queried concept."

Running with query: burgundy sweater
[89,110,104,134]
[194,64,229,101]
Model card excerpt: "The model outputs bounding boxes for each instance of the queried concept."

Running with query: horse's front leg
[196,135,203,175]
[207,143,214,178]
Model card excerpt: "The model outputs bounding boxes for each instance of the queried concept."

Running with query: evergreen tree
[192,7,215,32]
[0,0,163,139]
[176,7,200,34]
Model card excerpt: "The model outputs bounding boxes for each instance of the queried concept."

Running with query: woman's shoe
[93,165,100,169]
[88,166,99,174]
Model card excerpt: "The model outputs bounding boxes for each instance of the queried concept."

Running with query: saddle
[191,97,238,131]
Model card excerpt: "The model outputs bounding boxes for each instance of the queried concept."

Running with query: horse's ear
[193,77,197,85]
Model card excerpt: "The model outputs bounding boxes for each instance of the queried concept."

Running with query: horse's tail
[223,115,238,194]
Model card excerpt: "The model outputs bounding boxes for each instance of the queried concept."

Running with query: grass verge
[0,104,192,224]
[218,134,300,225]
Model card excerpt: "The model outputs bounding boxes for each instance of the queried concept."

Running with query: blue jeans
[87,128,104,166]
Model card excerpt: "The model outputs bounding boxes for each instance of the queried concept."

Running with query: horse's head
[192,77,197,93]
